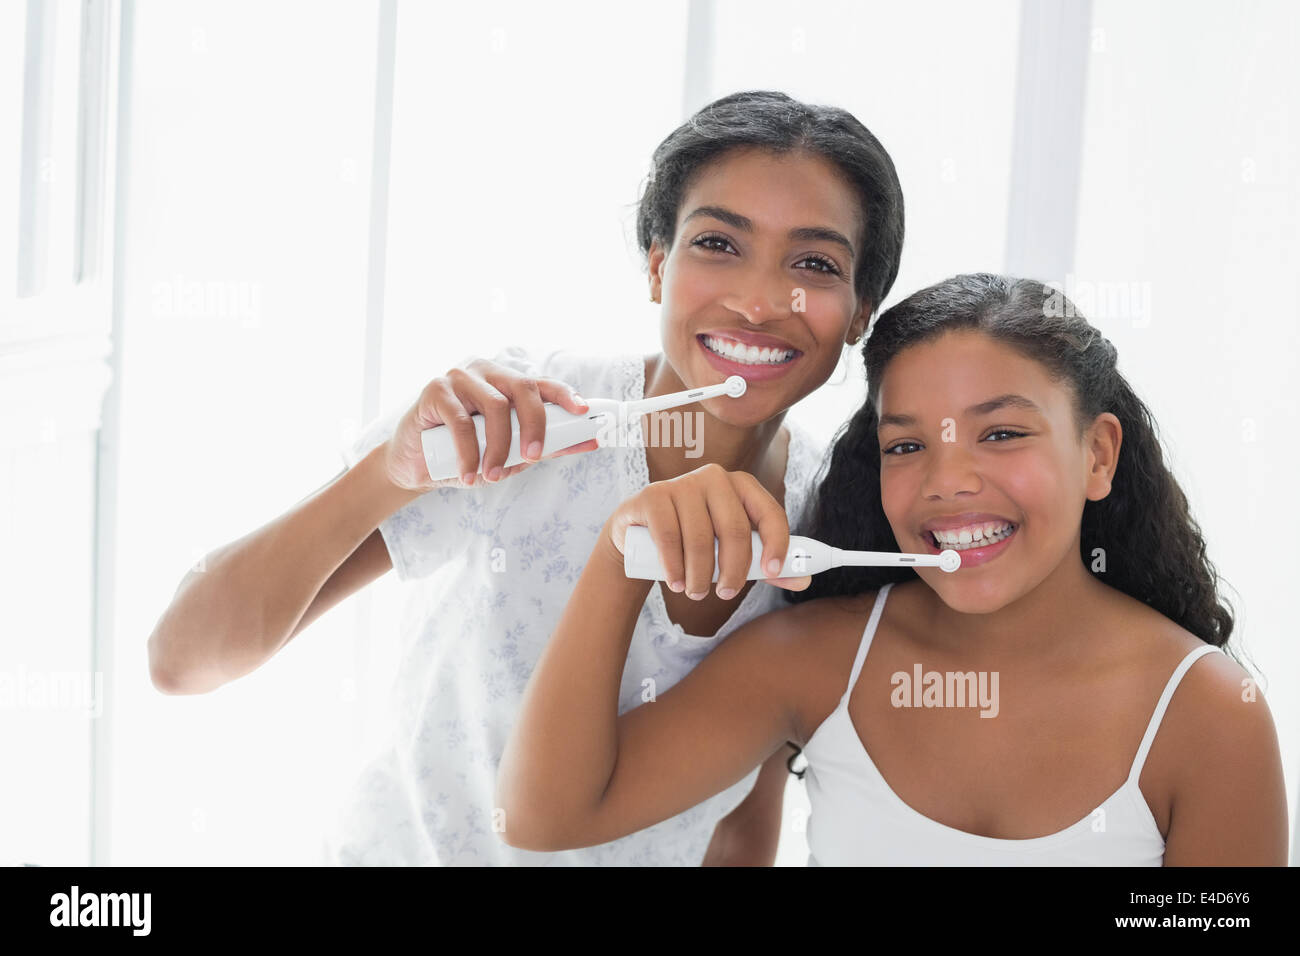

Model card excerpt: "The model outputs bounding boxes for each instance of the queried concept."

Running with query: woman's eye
[691,234,735,254]
[984,429,1027,442]
[796,254,842,276]
[882,442,921,456]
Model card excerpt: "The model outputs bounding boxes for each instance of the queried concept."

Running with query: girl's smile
[919,515,1020,569]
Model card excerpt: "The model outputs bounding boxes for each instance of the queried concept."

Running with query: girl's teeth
[702,335,795,366]
[932,523,1015,551]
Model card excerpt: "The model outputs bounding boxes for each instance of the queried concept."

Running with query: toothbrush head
[939,549,961,573]
[724,375,747,398]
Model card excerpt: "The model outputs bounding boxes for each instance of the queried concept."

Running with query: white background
[1,0,1296,866]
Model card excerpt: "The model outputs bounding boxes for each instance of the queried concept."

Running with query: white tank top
[802,582,1222,865]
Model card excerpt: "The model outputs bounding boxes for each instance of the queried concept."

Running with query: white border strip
[363,0,397,425]
[90,0,127,867]
[17,0,56,298]
[1003,0,1093,282]
[681,0,714,120]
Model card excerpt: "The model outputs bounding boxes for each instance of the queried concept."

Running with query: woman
[497,273,1288,865]
[146,90,906,865]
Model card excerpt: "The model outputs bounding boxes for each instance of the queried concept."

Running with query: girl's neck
[641,353,786,484]
[918,534,1112,662]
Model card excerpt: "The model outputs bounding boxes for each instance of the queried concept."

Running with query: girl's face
[875,329,1120,614]
[647,147,871,423]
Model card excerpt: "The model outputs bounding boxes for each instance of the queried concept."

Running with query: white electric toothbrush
[421,374,749,483]
[622,527,962,579]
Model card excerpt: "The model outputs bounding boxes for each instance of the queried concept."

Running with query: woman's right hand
[384,357,599,493]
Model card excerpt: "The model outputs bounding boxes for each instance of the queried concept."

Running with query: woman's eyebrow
[877,394,1043,429]
[682,205,856,259]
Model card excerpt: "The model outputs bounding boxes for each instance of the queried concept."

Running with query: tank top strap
[844,582,894,698]
[1126,643,1223,784]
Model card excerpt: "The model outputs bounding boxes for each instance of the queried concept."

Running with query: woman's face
[648,147,871,424]
[874,329,1120,614]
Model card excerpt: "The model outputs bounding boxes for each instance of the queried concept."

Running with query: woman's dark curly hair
[780,273,1248,779]
[634,90,905,314]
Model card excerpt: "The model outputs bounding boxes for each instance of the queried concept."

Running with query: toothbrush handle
[420,403,612,483]
[622,527,830,581]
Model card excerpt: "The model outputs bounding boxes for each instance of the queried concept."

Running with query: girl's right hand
[602,463,812,598]
[384,357,599,493]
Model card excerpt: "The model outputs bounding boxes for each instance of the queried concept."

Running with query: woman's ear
[648,239,667,303]
[1084,412,1122,501]
[848,297,873,345]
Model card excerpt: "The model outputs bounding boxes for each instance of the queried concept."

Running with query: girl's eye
[882,442,921,456]
[796,254,842,276]
[883,431,1025,456]
[691,234,735,254]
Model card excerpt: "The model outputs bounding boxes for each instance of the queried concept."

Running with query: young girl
[497,273,1289,865]
[146,90,905,865]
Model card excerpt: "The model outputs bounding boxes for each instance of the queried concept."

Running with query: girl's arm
[1161,650,1289,864]
[495,464,811,852]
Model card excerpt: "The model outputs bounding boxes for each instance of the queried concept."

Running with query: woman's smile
[695,332,803,382]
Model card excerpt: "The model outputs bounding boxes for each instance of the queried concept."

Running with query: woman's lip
[921,525,1018,569]
[699,329,799,351]
[695,334,802,381]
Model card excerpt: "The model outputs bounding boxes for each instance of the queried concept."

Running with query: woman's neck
[641,353,786,484]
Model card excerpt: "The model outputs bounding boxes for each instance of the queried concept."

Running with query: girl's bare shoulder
[1095,586,1272,794]
[1099,584,1240,689]
[749,589,884,745]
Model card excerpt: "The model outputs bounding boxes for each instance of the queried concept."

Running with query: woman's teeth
[701,334,797,366]
[931,521,1015,551]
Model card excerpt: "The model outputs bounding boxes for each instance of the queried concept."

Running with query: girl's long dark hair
[781,273,1246,778]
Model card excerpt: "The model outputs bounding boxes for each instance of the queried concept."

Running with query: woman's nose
[720,267,795,325]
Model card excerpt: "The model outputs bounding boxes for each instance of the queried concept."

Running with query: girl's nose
[922,443,982,500]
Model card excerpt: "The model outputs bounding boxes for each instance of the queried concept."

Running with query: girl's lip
[695,334,802,382]
[921,524,1018,570]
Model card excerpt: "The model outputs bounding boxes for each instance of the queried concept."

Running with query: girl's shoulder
[1102,590,1284,857]
[745,588,884,745]
[1100,585,1244,699]
[1096,586,1273,798]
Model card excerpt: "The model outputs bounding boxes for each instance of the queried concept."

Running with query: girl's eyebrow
[878,393,1043,429]
[682,205,856,260]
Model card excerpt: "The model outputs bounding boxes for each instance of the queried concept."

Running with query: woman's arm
[147,358,593,694]
[1161,651,1289,865]
[702,743,796,866]
[495,464,810,852]
[147,444,416,694]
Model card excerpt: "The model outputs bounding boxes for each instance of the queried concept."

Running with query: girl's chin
[924,574,1020,615]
